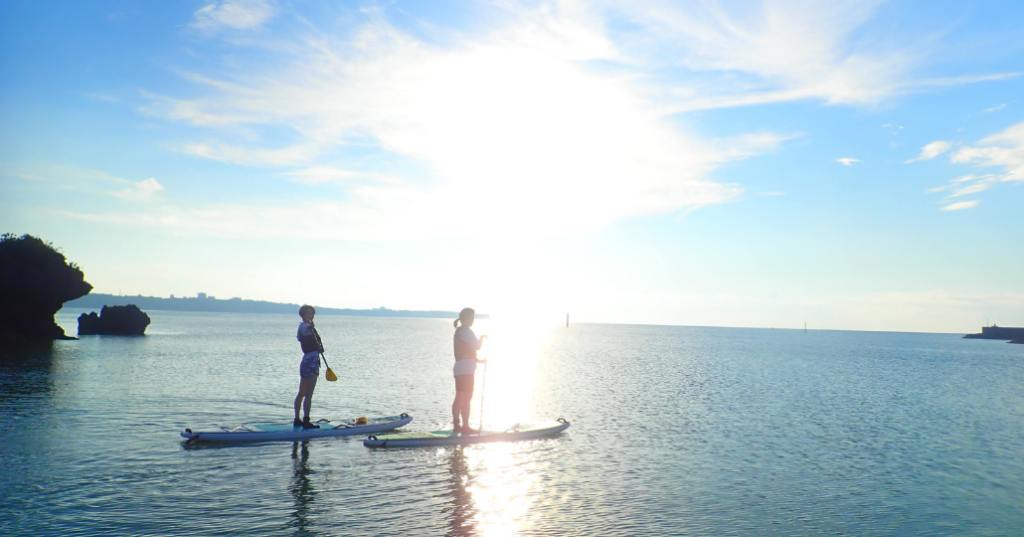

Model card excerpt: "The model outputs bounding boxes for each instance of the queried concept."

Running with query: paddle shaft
[311,326,330,368]
[478,353,487,434]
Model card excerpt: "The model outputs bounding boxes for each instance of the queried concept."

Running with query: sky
[1,0,1022,333]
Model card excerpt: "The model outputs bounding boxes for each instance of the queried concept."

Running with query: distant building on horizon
[198,292,207,299]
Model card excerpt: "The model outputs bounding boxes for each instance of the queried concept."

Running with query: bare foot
[462,426,480,434]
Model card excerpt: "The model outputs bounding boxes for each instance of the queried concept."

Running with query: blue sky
[2,0,1022,332]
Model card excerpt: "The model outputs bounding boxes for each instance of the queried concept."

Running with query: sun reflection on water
[438,317,557,536]
[469,317,550,431]
[441,441,549,537]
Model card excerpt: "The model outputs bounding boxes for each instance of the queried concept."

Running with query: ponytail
[454,307,474,329]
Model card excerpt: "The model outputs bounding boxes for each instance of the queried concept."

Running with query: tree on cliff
[0,234,93,340]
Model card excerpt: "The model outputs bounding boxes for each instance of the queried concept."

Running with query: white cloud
[950,120,1024,183]
[598,1,1018,112]
[941,200,979,211]
[946,183,991,198]
[758,191,786,196]
[905,141,951,163]
[281,167,388,185]
[883,123,904,134]
[111,178,165,201]
[183,143,320,167]
[141,16,797,239]
[190,0,275,32]
[984,103,1006,113]
[129,2,1020,239]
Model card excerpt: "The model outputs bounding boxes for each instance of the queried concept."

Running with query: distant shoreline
[64,293,476,319]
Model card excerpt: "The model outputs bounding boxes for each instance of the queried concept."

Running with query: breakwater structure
[964,325,1024,341]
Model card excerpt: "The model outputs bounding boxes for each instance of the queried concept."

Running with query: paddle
[311,325,338,382]
[478,349,487,434]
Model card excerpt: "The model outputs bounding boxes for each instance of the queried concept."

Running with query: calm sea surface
[2,309,1022,536]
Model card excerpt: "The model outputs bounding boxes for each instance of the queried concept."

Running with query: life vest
[453,328,477,360]
[298,325,323,354]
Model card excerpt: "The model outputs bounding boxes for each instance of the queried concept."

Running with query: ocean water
[1,309,1022,536]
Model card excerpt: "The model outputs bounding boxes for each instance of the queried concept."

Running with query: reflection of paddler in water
[289,441,315,534]
[444,447,477,537]
[452,308,488,434]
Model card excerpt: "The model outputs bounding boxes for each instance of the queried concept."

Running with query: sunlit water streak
[1,310,1022,536]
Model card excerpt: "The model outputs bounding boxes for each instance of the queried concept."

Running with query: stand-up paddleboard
[363,418,569,448]
[181,413,412,443]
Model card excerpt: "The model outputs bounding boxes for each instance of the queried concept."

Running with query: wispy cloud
[946,183,991,198]
[127,2,1019,239]
[984,103,1006,113]
[758,191,786,196]
[281,167,389,185]
[941,200,979,211]
[183,142,320,167]
[190,0,276,32]
[925,174,998,204]
[905,141,951,163]
[883,123,904,134]
[139,13,798,239]
[111,178,164,201]
[602,1,1017,112]
[950,120,1024,183]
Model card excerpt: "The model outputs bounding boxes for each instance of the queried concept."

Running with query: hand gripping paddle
[312,326,338,382]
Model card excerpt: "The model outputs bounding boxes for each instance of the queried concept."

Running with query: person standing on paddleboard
[295,305,322,429]
[452,307,488,434]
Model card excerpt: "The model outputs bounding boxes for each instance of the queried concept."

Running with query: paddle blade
[325,368,338,382]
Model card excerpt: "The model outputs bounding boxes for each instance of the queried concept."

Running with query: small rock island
[78,305,151,336]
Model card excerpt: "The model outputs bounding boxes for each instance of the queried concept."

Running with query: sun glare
[470,315,549,430]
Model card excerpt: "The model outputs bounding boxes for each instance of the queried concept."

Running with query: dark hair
[454,307,475,328]
[299,304,315,318]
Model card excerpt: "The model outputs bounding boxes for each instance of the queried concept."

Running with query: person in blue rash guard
[295,305,322,429]
[452,307,488,434]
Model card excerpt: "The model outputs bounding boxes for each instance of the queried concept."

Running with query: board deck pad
[363,418,569,448]
[181,413,412,442]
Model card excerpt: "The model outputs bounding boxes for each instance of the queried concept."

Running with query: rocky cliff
[0,234,92,340]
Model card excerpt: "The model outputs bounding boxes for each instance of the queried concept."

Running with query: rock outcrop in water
[78,305,151,336]
[0,233,93,341]
[964,325,1024,341]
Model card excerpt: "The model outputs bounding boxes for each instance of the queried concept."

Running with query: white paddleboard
[181,413,412,442]
[363,418,569,448]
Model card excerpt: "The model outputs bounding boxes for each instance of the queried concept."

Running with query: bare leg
[302,376,317,420]
[294,382,306,421]
[455,375,475,433]
[452,384,462,431]
[295,376,317,421]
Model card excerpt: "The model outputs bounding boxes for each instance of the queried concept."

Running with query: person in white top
[452,307,488,434]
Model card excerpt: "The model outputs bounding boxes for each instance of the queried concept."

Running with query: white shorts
[453,359,477,377]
